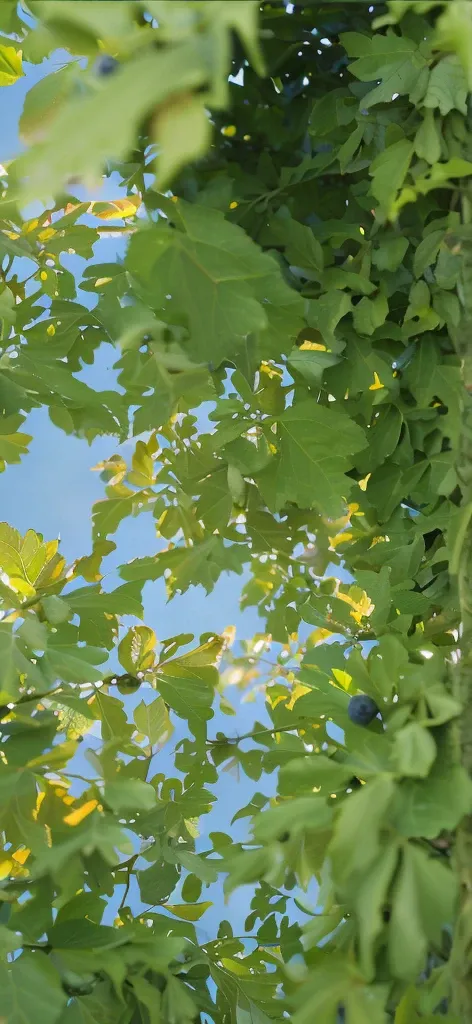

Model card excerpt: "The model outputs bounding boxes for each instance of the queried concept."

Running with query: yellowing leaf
[165,902,212,921]
[337,588,373,624]
[369,371,385,390]
[87,195,141,220]
[329,531,353,549]
[332,669,353,691]
[0,857,12,880]
[64,799,99,827]
[32,790,46,821]
[308,628,334,645]
[0,45,23,87]
[287,682,311,709]
[163,635,225,668]
[299,340,327,351]
[119,624,156,673]
[38,227,56,242]
[12,847,30,865]
[358,473,371,491]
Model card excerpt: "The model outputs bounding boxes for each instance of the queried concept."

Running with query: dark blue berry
[95,55,119,77]
[347,693,379,727]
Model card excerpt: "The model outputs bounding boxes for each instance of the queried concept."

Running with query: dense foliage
[2,0,472,1020]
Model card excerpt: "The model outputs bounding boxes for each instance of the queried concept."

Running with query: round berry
[347,693,379,727]
[95,55,119,77]
[117,673,141,695]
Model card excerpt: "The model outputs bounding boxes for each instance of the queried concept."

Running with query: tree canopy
[1,0,472,1020]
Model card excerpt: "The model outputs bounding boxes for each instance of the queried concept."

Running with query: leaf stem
[207,720,310,746]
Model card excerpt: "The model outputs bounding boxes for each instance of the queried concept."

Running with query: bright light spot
[229,68,244,86]
[320,37,332,46]
[420,649,434,660]
[302,76,309,86]
[392,92,399,100]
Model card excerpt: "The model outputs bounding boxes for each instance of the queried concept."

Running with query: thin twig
[207,720,310,746]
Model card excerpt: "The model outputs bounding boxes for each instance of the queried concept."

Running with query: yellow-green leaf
[165,902,212,921]
[0,44,23,86]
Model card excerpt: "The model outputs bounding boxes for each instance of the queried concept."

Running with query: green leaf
[155,92,211,189]
[41,595,71,625]
[414,109,442,164]
[0,923,21,958]
[353,293,389,336]
[43,633,108,684]
[104,778,156,813]
[329,775,396,885]
[270,213,324,272]
[306,290,352,347]
[370,139,414,211]
[287,346,340,384]
[279,754,353,796]
[134,696,173,745]
[0,522,65,593]
[252,795,333,844]
[118,625,156,674]
[127,201,285,364]
[93,691,133,744]
[435,0,472,89]
[0,953,66,1024]
[413,229,444,277]
[355,844,398,980]
[393,723,437,778]
[156,661,216,722]
[138,860,180,905]
[394,760,472,838]
[372,235,409,272]
[345,31,427,108]
[424,54,467,115]
[16,44,211,202]
[256,400,366,516]
[48,919,128,951]
[19,64,75,144]
[389,847,427,980]
[0,623,21,700]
